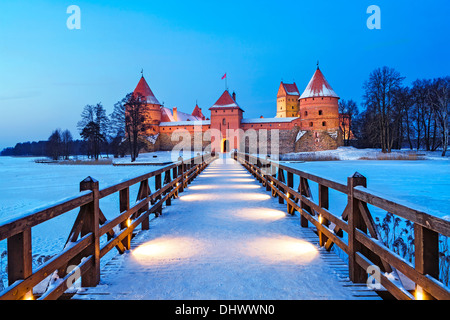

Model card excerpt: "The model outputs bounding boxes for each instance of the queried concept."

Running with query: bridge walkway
[73,157,380,300]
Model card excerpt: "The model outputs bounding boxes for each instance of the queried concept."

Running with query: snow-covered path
[74,158,378,300]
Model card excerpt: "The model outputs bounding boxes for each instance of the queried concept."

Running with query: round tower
[133,75,162,136]
[299,66,340,131]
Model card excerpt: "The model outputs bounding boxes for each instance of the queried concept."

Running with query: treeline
[1,91,152,161]
[343,66,449,156]
[1,136,86,159]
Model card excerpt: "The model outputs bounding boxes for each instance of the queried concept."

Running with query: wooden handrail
[0,153,216,300]
[234,151,450,300]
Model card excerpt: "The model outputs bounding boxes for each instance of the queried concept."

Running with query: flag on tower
[221,73,226,80]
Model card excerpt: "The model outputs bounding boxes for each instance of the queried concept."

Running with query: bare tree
[78,103,109,160]
[428,77,450,156]
[115,92,151,162]
[363,67,405,153]
[61,129,73,160]
[47,129,62,160]
[339,99,359,146]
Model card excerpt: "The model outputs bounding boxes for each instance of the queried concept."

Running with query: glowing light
[286,192,290,198]
[189,184,260,191]
[189,185,218,190]
[201,173,250,178]
[318,215,323,224]
[23,291,34,300]
[180,193,270,201]
[415,286,424,300]
[229,178,255,183]
[132,237,202,265]
[243,236,318,263]
[126,218,132,228]
[236,208,286,221]
[179,194,209,201]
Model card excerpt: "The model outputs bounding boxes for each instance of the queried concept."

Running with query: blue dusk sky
[0,0,449,150]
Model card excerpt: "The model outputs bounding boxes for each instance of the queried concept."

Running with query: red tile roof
[300,68,339,99]
[133,76,161,105]
[282,83,299,96]
[209,90,243,111]
[192,104,205,120]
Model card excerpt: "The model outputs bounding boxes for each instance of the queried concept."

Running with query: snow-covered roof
[159,120,211,127]
[210,90,244,111]
[282,83,299,96]
[300,68,339,99]
[133,76,161,105]
[161,107,204,122]
[241,117,298,124]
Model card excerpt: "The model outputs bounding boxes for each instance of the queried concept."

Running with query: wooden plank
[414,223,440,300]
[79,177,100,287]
[318,184,329,246]
[0,192,93,241]
[355,229,450,300]
[353,187,450,237]
[7,228,32,294]
[347,173,367,283]
[0,233,92,300]
[355,252,414,300]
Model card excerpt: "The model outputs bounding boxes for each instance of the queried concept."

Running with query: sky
[0,0,449,150]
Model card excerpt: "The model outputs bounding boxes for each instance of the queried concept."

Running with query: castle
[130,66,346,154]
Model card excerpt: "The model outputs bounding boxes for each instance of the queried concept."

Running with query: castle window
[222,118,226,125]
[309,122,313,127]
[305,111,308,116]
[322,121,326,126]
[318,110,323,115]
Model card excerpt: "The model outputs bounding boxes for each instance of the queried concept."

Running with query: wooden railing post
[287,172,295,215]
[299,177,309,228]
[414,224,439,300]
[7,228,32,299]
[155,173,162,216]
[120,187,131,250]
[347,172,367,283]
[179,162,185,193]
[318,184,329,246]
[79,176,100,287]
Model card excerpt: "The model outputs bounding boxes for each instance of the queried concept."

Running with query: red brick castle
[130,65,345,154]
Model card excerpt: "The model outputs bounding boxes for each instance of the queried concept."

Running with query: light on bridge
[243,236,318,263]
[236,208,286,221]
[132,237,202,265]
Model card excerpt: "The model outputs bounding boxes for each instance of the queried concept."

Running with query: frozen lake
[280,160,450,221]
[0,156,449,288]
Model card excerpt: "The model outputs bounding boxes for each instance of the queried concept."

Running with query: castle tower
[276,82,300,118]
[209,90,244,152]
[299,66,340,131]
[133,75,162,135]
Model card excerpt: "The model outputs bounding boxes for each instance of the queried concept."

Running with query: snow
[281,146,450,161]
[300,84,339,99]
[73,158,363,300]
[112,151,207,165]
[241,117,298,124]
[159,120,211,127]
[0,156,165,288]
[211,103,238,108]
[295,130,307,142]
[279,157,450,221]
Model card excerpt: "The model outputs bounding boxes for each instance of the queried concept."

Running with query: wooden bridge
[0,153,449,300]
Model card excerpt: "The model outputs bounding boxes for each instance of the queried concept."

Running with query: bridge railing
[0,153,216,300]
[233,152,450,300]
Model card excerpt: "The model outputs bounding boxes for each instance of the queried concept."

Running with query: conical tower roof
[133,76,161,105]
[300,67,339,99]
[209,90,244,111]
